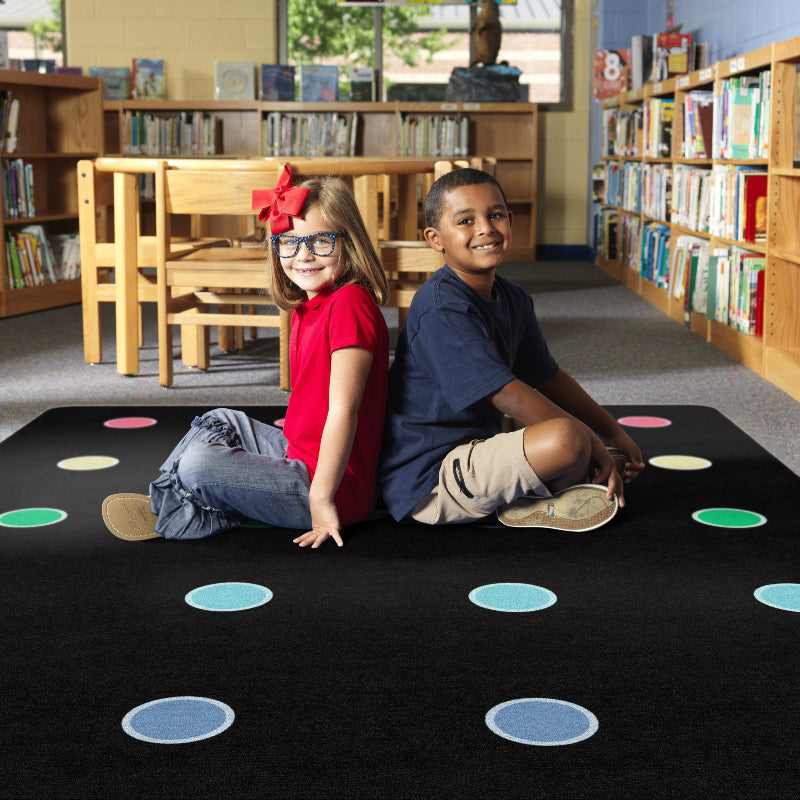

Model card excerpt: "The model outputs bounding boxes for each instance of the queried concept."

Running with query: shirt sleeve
[409,301,516,414]
[327,285,379,355]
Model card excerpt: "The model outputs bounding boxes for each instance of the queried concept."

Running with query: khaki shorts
[411,429,551,525]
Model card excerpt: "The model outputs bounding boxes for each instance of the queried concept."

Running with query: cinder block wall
[66,0,278,101]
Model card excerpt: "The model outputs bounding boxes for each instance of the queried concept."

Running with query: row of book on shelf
[599,161,767,244]
[601,68,771,161]
[2,158,34,219]
[398,114,470,158]
[4,227,81,290]
[595,209,765,337]
[261,111,359,157]
[117,108,470,159]
[86,61,375,103]
[121,111,223,157]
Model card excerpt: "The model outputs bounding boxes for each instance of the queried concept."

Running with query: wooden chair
[78,158,227,375]
[154,159,291,389]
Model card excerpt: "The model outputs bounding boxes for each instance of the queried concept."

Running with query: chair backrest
[160,161,286,217]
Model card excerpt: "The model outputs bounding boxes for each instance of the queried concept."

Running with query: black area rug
[2,405,800,799]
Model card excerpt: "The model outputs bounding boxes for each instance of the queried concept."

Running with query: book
[730,86,755,159]
[259,64,295,101]
[742,172,768,243]
[132,59,165,100]
[652,32,692,82]
[214,61,256,101]
[349,66,375,102]
[0,31,9,70]
[88,67,132,100]
[20,225,58,284]
[298,64,339,102]
[2,97,19,154]
[47,233,81,281]
[55,67,84,76]
[593,49,630,100]
[630,34,654,90]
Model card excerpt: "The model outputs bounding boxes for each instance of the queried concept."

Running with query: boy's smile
[423,182,512,297]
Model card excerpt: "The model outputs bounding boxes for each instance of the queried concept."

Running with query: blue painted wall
[595,0,800,56]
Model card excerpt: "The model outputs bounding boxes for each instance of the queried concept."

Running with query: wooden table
[87,156,441,376]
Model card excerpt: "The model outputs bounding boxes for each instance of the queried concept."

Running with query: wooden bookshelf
[1,70,104,318]
[102,100,538,260]
[595,35,800,404]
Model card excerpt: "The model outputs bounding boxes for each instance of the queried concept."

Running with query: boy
[378,168,644,529]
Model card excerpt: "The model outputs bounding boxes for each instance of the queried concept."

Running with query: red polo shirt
[283,283,389,525]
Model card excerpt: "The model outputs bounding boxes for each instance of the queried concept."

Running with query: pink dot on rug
[104,417,158,429]
[273,417,285,428]
[617,415,672,428]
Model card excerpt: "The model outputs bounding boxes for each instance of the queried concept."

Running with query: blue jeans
[149,408,312,540]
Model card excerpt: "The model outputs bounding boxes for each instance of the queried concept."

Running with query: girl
[102,167,389,549]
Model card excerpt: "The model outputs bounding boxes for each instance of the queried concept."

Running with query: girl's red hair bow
[251,165,309,233]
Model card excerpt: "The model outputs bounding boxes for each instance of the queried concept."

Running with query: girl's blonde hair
[266,175,388,309]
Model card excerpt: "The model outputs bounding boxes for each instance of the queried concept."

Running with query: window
[279,0,572,110]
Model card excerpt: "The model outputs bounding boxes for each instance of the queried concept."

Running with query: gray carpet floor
[2,259,799,477]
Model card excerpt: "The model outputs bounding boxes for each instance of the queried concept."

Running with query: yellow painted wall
[537,0,592,247]
[65,0,278,101]
[65,0,591,247]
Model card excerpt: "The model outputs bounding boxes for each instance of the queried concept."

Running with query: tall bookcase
[595,35,800,404]
[1,70,104,318]
[102,100,538,260]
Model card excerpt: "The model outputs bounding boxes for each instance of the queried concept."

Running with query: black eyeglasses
[270,232,342,258]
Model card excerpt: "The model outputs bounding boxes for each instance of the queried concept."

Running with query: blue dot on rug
[486,698,598,746]
[469,583,556,612]
[122,696,234,744]
[754,583,800,612]
[185,582,273,611]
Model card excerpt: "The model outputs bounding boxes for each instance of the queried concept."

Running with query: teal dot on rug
[486,698,599,746]
[754,584,800,612]
[692,508,766,528]
[185,582,273,611]
[0,508,68,527]
[122,696,234,743]
[469,583,556,612]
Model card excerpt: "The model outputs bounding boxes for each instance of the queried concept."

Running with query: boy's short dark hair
[424,168,508,229]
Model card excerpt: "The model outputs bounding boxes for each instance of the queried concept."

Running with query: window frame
[277,0,572,111]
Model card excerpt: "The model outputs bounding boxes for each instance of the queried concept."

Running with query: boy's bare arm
[537,369,645,481]
[491,370,644,485]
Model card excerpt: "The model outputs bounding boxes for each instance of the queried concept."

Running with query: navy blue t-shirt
[378,265,559,521]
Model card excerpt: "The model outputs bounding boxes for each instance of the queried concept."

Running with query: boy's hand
[589,440,625,506]
[294,498,344,548]
[604,431,645,484]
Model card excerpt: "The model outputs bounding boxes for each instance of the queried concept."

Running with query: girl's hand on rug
[293,499,344,548]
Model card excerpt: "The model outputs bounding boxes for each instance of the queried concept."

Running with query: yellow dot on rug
[649,454,712,471]
[57,455,120,471]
